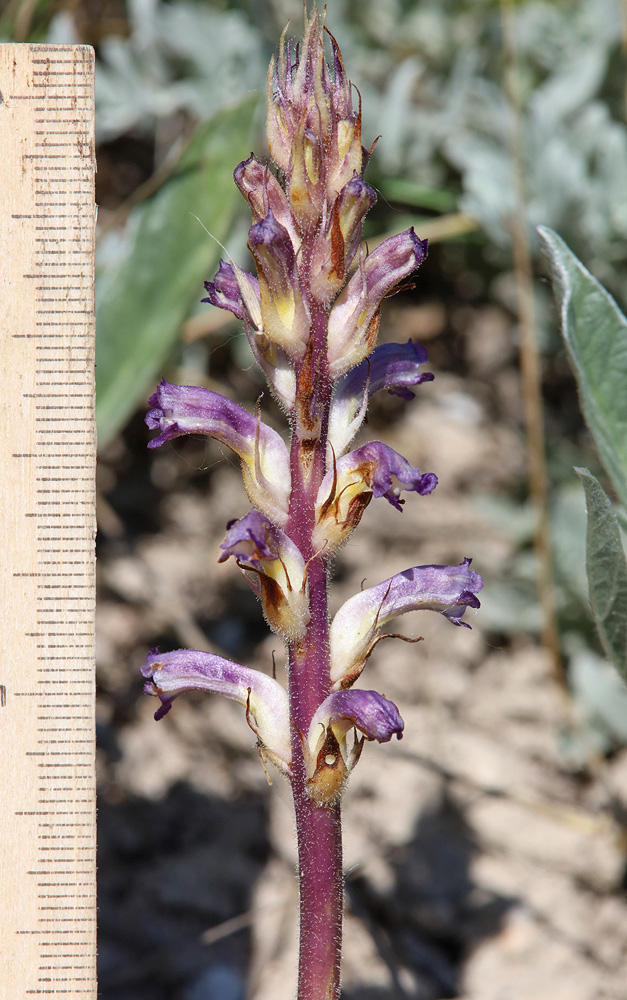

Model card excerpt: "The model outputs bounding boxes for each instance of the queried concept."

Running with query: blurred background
[3,0,627,996]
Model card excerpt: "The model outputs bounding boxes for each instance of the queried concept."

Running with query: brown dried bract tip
[306,727,348,808]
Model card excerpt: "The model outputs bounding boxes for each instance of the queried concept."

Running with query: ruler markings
[1,44,96,999]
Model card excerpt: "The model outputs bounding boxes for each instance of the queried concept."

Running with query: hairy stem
[290,584,343,1000]
[292,770,343,1000]
[287,307,342,999]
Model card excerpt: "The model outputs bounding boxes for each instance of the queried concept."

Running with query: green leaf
[576,468,627,682]
[380,177,457,213]
[538,226,627,512]
[96,97,258,448]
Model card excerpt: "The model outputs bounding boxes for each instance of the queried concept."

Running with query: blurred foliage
[540,229,627,684]
[327,0,627,295]
[577,469,627,684]
[540,228,627,513]
[93,0,265,143]
[96,97,257,447]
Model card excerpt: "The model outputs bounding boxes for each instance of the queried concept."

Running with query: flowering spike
[266,8,363,229]
[144,11,481,997]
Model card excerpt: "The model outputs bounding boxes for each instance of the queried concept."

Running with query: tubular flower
[234,154,301,248]
[203,259,296,410]
[330,560,484,688]
[328,341,434,455]
[141,648,291,775]
[143,8,481,826]
[308,174,378,305]
[218,510,309,639]
[327,229,429,377]
[146,379,291,525]
[305,689,404,806]
[314,442,437,552]
[248,211,311,360]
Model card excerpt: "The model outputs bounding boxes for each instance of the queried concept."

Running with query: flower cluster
[141,9,482,809]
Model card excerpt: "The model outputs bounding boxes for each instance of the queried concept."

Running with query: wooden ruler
[0,45,97,998]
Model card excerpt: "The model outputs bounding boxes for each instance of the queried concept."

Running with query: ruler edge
[0,41,98,999]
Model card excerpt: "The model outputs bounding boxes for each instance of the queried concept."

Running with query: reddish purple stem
[287,307,342,999]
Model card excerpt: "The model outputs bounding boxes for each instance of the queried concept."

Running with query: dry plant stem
[288,317,342,1000]
[13,0,38,41]
[500,0,565,690]
[621,0,627,120]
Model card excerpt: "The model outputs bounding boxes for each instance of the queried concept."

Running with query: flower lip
[218,509,279,565]
[317,440,437,515]
[145,379,261,451]
[309,688,404,751]
[355,441,437,510]
[248,210,296,262]
[202,259,260,325]
[355,341,433,400]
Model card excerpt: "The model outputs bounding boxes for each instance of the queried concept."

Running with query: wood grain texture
[0,44,97,999]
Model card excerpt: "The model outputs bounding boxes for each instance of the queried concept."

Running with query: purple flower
[310,689,404,747]
[305,689,404,807]
[329,341,434,455]
[314,441,437,551]
[202,259,261,327]
[203,260,296,410]
[327,229,429,377]
[219,511,309,638]
[234,155,301,249]
[330,559,484,687]
[354,441,438,509]
[146,380,291,524]
[219,509,281,564]
[248,211,311,360]
[266,10,363,225]
[141,647,291,773]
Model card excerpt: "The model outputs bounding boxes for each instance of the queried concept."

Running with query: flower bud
[266,9,363,231]
[248,211,310,360]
